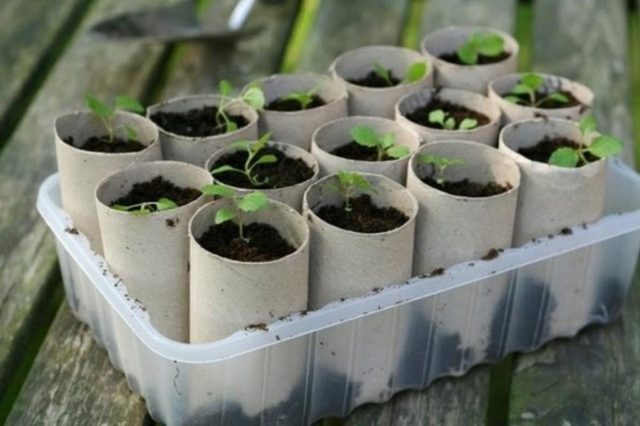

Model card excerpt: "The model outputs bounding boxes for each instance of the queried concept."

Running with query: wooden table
[1,0,639,424]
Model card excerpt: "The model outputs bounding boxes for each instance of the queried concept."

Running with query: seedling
[428,109,478,131]
[350,125,410,161]
[457,31,504,65]
[201,184,269,242]
[210,132,277,187]
[503,73,569,107]
[326,171,377,212]
[217,80,265,133]
[418,154,465,185]
[372,61,427,86]
[85,93,145,142]
[280,85,320,110]
[549,115,623,168]
[112,198,177,216]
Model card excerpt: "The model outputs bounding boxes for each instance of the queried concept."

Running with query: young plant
[280,85,320,109]
[549,115,623,168]
[350,125,410,161]
[372,61,427,86]
[85,93,145,142]
[428,109,478,131]
[201,184,269,242]
[210,132,277,187]
[503,73,569,107]
[112,197,177,216]
[326,171,377,212]
[217,80,265,133]
[456,31,504,65]
[418,154,465,185]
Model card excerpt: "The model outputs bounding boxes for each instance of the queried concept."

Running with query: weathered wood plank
[345,367,490,426]
[295,0,411,73]
[0,0,174,417]
[508,0,638,423]
[6,303,150,425]
[0,0,88,138]
[157,0,300,98]
[420,0,517,33]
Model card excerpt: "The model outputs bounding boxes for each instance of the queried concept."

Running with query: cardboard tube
[311,116,421,184]
[95,161,213,342]
[421,26,519,93]
[147,94,259,165]
[329,45,433,118]
[205,141,319,210]
[303,173,418,309]
[395,88,502,146]
[252,73,348,150]
[189,199,309,342]
[406,141,520,274]
[488,73,594,125]
[55,111,161,253]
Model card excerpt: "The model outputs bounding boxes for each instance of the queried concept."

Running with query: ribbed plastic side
[37,159,640,426]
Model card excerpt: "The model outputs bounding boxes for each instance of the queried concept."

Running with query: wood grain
[0,0,173,418]
[0,0,86,134]
[508,0,639,423]
[295,0,411,72]
[6,304,150,425]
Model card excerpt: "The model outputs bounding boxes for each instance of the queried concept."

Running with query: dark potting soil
[518,137,598,166]
[347,70,401,88]
[422,176,512,197]
[507,90,581,109]
[210,147,314,189]
[197,221,296,262]
[331,141,393,162]
[63,136,146,153]
[150,106,249,137]
[439,51,511,65]
[316,194,409,233]
[405,98,490,129]
[265,95,325,111]
[111,176,201,209]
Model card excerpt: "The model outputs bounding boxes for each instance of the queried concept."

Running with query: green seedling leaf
[520,73,544,91]
[379,133,395,149]
[115,95,145,114]
[459,118,478,130]
[403,62,427,83]
[373,63,393,86]
[457,43,478,65]
[386,145,410,159]
[202,184,236,198]
[242,86,265,110]
[580,114,597,135]
[252,132,271,153]
[225,121,238,133]
[211,165,243,175]
[457,31,504,65]
[219,80,233,97]
[157,198,178,212]
[351,125,378,148]
[253,154,278,166]
[215,207,236,224]
[504,95,523,104]
[548,92,569,103]
[329,171,378,212]
[112,204,129,212]
[428,109,446,126]
[549,147,580,168]
[510,83,533,95]
[85,93,113,119]
[444,117,456,130]
[238,191,269,213]
[587,135,623,158]
[123,124,137,141]
[472,32,504,56]
[418,154,465,185]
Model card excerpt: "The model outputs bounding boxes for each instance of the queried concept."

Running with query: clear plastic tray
[37,159,640,425]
